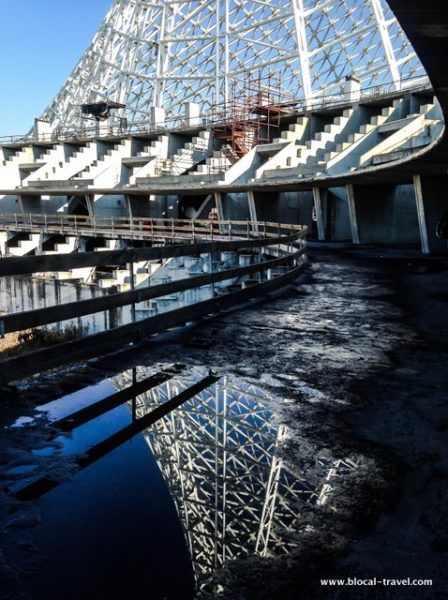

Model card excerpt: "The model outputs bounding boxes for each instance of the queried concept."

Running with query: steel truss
[114,367,358,591]
[40,0,425,131]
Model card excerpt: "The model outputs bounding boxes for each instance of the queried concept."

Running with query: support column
[312,187,326,241]
[346,184,360,245]
[413,175,430,254]
[126,194,133,219]
[128,259,136,322]
[247,191,259,232]
[84,194,94,216]
[214,192,224,221]
[193,194,213,219]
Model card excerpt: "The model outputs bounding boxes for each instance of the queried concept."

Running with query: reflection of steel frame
[127,371,350,589]
[40,0,425,131]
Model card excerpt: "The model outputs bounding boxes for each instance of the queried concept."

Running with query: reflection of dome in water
[113,367,359,592]
[40,0,425,130]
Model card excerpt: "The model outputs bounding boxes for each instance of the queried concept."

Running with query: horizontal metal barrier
[0,74,431,146]
[0,216,305,276]
[1,250,304,333]
[0,213,302,242]
[0,261,306,386]
[0,219,307,385]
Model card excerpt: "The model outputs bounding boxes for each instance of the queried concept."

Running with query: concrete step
[419,103,435,114]
[370,114,388,126]
[97,277,117,289]
[359,123,375,134]
[381,106,395,117]
[71,267,94,283]
[54,271,75,280]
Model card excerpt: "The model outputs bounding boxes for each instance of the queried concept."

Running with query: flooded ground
[0,250,447,599]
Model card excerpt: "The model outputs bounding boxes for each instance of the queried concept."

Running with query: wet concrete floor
[0,249,447,599]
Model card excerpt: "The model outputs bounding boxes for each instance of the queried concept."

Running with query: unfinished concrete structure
[0,0,446,258]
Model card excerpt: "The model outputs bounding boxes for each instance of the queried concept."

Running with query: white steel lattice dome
[41,0,426,130]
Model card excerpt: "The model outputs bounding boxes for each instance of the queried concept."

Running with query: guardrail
[0,213,303,242]
[0,219,307,385]
[0,75,431,147]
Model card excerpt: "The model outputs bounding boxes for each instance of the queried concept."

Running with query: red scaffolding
[211,72,296,161]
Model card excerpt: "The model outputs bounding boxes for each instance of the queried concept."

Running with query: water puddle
[1,364,359,599]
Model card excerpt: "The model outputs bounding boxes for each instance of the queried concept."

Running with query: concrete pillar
[126,195,133,219]
[151,106,166,129]
[247,191,259,232]
[413,175,430,254]
[183,102,201,127]
[0,232,10,256]
[343,76,361,103]
[312,187,326,241]
[97,120,109,137]
[214,192,224,221]
[34,118,52,141]
[413,174,448,253]
[17,195,25,213]
[84,194,94,216]
[346,184,360,244]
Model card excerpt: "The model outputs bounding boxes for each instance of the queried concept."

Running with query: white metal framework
[40,0,425,131]
[114,368,358,591]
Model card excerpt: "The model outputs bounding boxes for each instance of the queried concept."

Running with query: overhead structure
[40,0,426,131]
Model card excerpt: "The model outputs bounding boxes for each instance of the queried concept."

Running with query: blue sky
[0,0,112,137]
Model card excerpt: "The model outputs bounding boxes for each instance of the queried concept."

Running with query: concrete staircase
[321,99,405,174]
[25,142,98,184]
[255,97,443,179]
[359,103,439,167]
[157,130,212,176]
[0,146,36,187]
[128,135,169,184]
[72,139,132,187]
[6,233,41,256]
[194,151,232,176]
[43,236,77,255]
[256,109,354,178]
[272,115,310,144]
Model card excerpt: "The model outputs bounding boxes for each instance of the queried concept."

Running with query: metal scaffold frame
[211,71,288,160]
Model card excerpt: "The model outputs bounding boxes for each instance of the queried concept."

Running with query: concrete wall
[0,195,21,212]
[128,195,171,218]
[324,187,352,241]
[92,194,128,217]
[352,183,420,244]
[19,194,69,214]
[222,193,251,221]
[254,191,314,230]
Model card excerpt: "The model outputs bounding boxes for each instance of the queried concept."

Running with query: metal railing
[0,218,307,385]
[0,75,431,147]
[0,212,304,242]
